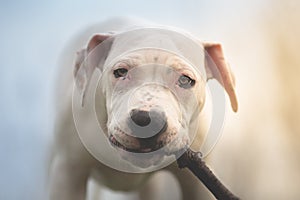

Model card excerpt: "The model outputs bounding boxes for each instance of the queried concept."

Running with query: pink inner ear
[204,43,238,112]
[87,34,111,52]
[75,33,113,106]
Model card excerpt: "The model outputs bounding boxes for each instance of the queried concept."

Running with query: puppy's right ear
[74,34,113,106]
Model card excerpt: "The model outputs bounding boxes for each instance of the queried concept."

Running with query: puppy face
[101,49,206,167]
[75,31,237,169]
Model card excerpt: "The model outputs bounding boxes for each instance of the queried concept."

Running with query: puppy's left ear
[203,42,238,112]
[74,34,113,106]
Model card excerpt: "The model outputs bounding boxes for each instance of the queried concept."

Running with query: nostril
[130,109,151,127]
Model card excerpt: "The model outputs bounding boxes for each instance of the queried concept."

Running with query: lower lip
[118,149,165,167]
[109,134,157,153]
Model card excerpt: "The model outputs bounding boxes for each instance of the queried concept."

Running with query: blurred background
[1,0,300,199]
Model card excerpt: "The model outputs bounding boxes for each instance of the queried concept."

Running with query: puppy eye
[113,68,128,78]
[178,75,195,89]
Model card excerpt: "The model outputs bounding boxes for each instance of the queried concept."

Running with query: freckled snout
[128,109,168,139]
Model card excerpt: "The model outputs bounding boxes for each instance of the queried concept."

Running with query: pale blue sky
[0,0,267,199]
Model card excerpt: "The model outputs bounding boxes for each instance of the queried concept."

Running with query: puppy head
[74,31,237,168]
[105,49,205,153]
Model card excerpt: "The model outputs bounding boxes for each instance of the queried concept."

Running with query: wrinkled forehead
[102,27,206,79]
[113,49,198,74]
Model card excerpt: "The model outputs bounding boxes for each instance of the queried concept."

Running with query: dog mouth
[108,127,190,168]
[109,134,170,168]
[109,134,163,153]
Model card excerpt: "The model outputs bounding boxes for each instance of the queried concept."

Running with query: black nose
[128,109,168,138]
[130,109,151,127]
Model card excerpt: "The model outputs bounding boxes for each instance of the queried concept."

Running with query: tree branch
[176,148,240,200]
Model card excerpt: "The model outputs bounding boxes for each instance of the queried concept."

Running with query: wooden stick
[176,148,240,200]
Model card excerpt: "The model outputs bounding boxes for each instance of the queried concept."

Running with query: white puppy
[48,18,237,200]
